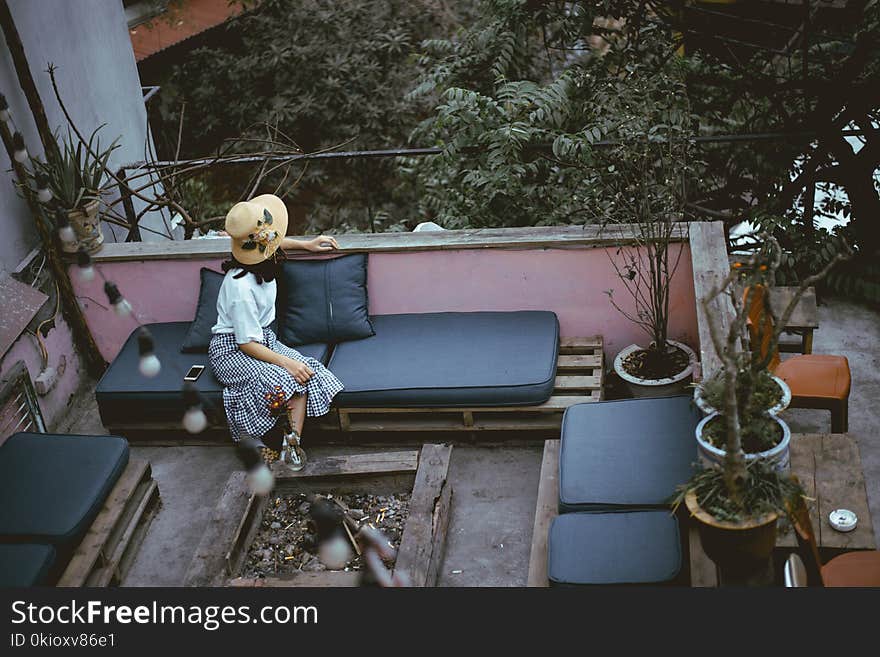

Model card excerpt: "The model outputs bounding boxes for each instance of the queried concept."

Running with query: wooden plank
[768,286,819,330]
[395,444,453,587]
[424,480,454,587]
[184,471,252,587]
[225,494,268,577]
[689,221,733,381]
[811,434,875,551]
[557,354,603,371]
[554,375,601,390]
[91,224,689,262]
[229,572,361,587]
[87,479,160,586]
[559,336,603,352]
[273,450,420,481]
[527,439,559,587]
[688,525,718,588]
[58,459,151,586]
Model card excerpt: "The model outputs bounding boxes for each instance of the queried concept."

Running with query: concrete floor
[64,297,880,586]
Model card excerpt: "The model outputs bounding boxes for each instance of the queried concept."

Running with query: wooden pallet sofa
[96,304,602,438]
[0,432,159,587]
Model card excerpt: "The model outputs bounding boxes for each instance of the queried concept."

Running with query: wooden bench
[318,336,604,434]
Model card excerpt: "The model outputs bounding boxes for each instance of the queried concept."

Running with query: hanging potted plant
[675,234,849,583]
[27,126,119,254]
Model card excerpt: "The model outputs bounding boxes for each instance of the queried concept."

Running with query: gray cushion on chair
[0,543,56,587]
[276,254,374,346]
[548,510,681,585]
[97,322,329,429]
[328,311,559,407]
[0,433,129,552]
[559,396,700,513]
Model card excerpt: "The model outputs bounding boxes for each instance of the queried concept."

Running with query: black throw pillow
[180,268,224,353]
[277,254,374,345]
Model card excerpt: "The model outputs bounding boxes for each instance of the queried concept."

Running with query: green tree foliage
[155,0,466,231]
[405,1,696,229]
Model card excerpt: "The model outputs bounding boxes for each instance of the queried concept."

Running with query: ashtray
[829,509,858,532]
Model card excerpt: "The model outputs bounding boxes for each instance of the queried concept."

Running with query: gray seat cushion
[97,322,330,428]
[0,433,129,553]
[0,543,56,587]
[328,311,559,407]
[548,510,681,585]
[559,396,700,513]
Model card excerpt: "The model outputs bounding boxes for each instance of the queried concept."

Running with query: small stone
[270,522,282,530]
[268,535,282,545]
[298,502,311,514]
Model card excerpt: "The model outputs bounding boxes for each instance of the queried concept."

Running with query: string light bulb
[76,247,95,281]
[136,327,161,378]
[35,173,52,203]
[182,382,208,434]
[12,131,27,162]
[103,281,132,316]
[236,437,275,496]
[0,94,9,123]
[55,208,77,247]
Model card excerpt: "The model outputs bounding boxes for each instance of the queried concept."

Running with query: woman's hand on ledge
[282,235,339,252]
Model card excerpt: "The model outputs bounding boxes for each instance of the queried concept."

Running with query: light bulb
[0,109,8,123]
[114,298,132,316]
[58,225,76,243]
[318,534,353,570]
[247,463,274,496]
[138,353,161,378]
[12,132,27,163]
[183,406,208,433]
[78,265,95,281]
[37,188,52,203]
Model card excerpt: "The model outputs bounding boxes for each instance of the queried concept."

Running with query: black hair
[221,249,286,284]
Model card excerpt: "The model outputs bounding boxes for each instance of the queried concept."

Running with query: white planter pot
[613,340,697,398]
[695,411,791,472]
[694,376,791,416]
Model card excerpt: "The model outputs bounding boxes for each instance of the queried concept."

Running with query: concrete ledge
[89,224,691,262]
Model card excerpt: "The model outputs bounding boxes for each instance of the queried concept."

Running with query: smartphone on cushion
[184,365,205,382]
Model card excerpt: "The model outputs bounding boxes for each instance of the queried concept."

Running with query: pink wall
[367,244,698,359]
[72,244,698,363]
[0,314,85,432]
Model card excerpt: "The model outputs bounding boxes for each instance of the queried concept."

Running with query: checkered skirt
[208,328,344,441]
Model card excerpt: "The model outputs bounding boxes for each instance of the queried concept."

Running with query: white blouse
[211,269,277,344]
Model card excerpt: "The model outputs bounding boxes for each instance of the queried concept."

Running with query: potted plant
[28,125,119,254]
[675,234,849,582]
[605,133,697,397]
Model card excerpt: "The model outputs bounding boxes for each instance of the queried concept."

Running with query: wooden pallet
[322,336,604,433]
[186,445,452,587]
[57,458,160,587]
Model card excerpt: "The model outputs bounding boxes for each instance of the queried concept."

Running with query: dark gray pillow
[180,268,224,353]
[277,254,373,345]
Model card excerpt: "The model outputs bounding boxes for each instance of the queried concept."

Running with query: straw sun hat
[224,194,289,265]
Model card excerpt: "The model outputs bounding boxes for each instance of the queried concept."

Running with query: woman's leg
[287,393,308,436]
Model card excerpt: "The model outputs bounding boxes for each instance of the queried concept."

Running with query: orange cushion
[773,354,851,400]
[821,551,880,587]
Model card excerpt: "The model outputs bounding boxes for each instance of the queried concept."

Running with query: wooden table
[769,286,819,354]
[689,433,876,587]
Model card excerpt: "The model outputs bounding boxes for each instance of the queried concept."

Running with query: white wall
[0,0,173,274]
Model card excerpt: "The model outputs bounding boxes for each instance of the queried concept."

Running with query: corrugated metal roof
[129,0,247,62]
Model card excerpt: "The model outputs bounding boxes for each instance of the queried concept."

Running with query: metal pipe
[120,129,869,171]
